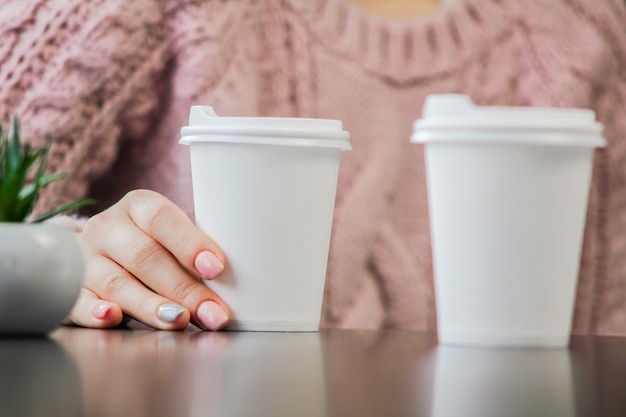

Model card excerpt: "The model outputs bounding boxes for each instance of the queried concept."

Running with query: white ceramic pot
[0,223,84,334]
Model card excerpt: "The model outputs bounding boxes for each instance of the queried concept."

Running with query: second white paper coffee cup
[412,95,605,347]
[181,107,351,331]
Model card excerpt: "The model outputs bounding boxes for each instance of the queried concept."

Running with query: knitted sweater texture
[1,0,625,333]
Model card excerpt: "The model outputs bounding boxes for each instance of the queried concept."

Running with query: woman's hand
[66,189,230,330]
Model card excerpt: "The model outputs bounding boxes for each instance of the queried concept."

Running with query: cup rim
[412,95,606,148]
[180,106,352,151]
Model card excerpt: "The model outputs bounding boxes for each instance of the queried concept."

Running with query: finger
[121,189,226,280]
[65,288,123,329]
[85,256,191,330]
[83,199,229,331]
[97,217,230,331]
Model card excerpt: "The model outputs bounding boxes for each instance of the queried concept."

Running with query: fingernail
[195,251,224,279]
[157,303,187,323]
[94,304,112,320]
[198,301,229,331]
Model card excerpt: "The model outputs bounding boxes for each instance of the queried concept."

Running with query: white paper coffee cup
[411,95,606,347]
[180,107,351,331]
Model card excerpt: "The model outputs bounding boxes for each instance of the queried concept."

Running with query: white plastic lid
[180,106,352,151]
[411,95,606,147]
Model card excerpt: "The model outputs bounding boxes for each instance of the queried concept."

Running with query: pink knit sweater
[1,0,625,334]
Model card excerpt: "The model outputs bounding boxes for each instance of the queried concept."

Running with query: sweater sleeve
[0,0,168,214]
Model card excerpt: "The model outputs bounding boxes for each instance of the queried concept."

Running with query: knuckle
[82,215,97,232]
[82,207,115,239]
[83,211,105,234]
[143,200,171,232]
[128,239,163,266]
[124,190,172,233]
[171,278,200,304]
[172,232,194,259]
[122,189,154,204]
[100,269,131,300]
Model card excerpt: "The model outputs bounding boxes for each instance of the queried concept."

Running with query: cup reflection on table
[322,331,437,417]
[430,345,575,417]
[190,332,327,417]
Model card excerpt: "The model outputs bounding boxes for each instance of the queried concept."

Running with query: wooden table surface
[1,326,624,417]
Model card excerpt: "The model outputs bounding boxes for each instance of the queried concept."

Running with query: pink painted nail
[195,251,224,279]
[197,301,229,331]
[94,304,112,320]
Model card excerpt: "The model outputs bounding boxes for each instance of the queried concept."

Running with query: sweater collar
[283,0,515,85]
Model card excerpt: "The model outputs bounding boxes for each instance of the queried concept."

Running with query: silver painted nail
[157,303,186,323]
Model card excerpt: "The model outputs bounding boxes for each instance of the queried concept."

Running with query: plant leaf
[17,172,69,200]
[38,172,70,186]
[0,125,5,178]
[7,117,22,173]
[29,198,97,223]
[0,165,28,221]
[14,191,38,222]
[21,147,46,172]
[1,116,97,223]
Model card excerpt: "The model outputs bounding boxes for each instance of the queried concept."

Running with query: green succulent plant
[0,116,96,223]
